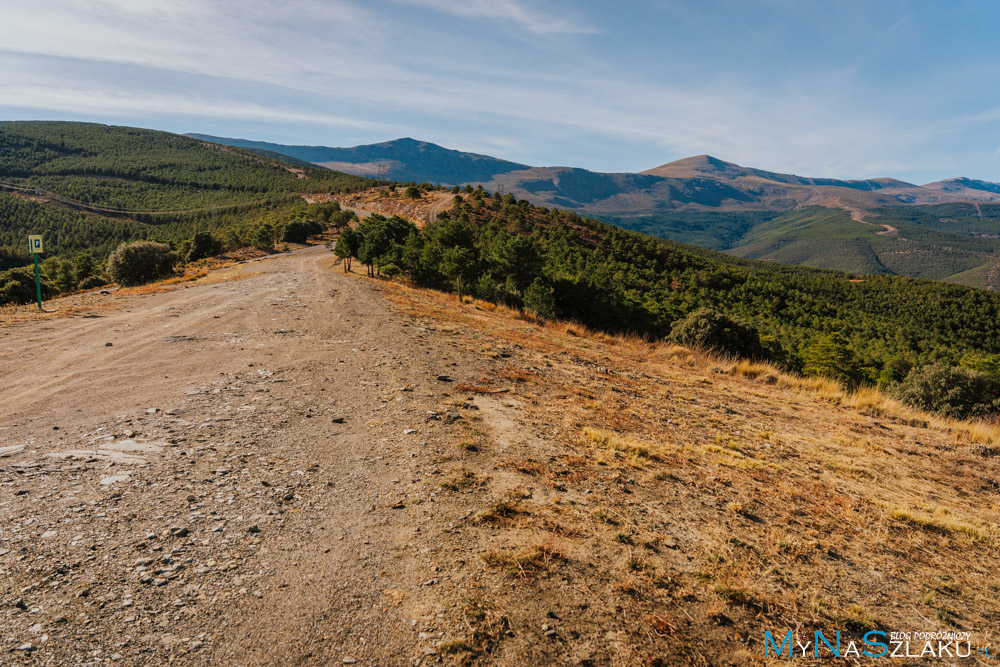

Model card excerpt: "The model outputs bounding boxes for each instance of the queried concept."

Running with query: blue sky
[1,0,998,183]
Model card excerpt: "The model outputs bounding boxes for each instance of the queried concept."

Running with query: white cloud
[0,82,391,132]
[0,0,995,180]
[394,0,597,34]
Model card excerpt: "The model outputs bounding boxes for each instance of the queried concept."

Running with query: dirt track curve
[0,246,491,665]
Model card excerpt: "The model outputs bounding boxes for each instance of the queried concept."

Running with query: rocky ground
[0,247,514,665]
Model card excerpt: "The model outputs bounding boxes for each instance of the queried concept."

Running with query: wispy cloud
[0,0,997,181]
[394,0,597,34]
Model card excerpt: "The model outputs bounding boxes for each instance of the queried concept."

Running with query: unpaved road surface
[0,247,491,665]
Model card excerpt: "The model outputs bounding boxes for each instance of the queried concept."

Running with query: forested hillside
[0,121,372,270]
[338,188,1000,389]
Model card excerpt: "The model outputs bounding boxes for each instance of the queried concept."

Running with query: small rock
[13,599,27,610]
[403,429,417,435]
[436,375,452,382]
[186,494,197,503]
[282,492,294,501]
[191,641,203,650]
[332,417,347,424]
[248,524,261,534]
[343,658,357,664]
[16,643,32,652]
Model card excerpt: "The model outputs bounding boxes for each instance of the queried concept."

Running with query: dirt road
[0,246,490,665]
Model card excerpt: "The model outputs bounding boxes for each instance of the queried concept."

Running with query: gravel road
[1,246,489,665]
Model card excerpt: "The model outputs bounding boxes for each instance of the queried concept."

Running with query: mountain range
[185,133,1000,290]
[187,134,1000,215]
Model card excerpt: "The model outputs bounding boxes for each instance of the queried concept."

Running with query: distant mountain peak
[642,154,749,178]
[188,134,529,185]
[923,177,1000,198]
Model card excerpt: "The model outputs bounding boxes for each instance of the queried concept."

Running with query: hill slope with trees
[0,121,371,278]
[339,188,1000,396]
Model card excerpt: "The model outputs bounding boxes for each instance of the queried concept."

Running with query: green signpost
[28,235,43,310]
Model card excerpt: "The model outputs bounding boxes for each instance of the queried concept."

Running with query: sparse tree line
[329,189,1000,420]
[0,200,353,304]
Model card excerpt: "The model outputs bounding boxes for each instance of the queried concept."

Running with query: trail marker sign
[28,235,43,310]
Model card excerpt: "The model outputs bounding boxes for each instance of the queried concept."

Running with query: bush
[404,186,422,200]
[281,219,324,243]
[668,308,763,359]
[252,225,274,252]
[801,333,864,388]
[892,364,1000,419]
[41,256,77,293]
[523,278,557,319]
[0,265,56,306]
[107,241,174,286]
[187,232,222,262]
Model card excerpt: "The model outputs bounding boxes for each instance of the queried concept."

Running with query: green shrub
[72,252,98,285]
[0,265,56,305]
[523,278,557,319]
[41,256,77,293]
[404,186,422,200]
[892,364,1000,419]
[281,219,324,243]
[186,231,222,262]
[801,333,864,388]
[668,308,763,359]
[106,241,174,286]
[252,225,274,252]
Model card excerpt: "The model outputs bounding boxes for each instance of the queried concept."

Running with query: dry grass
[889,507,996,543]
[481,544,564,578]
[373,270,1000,662]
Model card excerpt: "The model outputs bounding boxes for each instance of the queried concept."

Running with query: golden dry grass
[360,267,1000,661]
